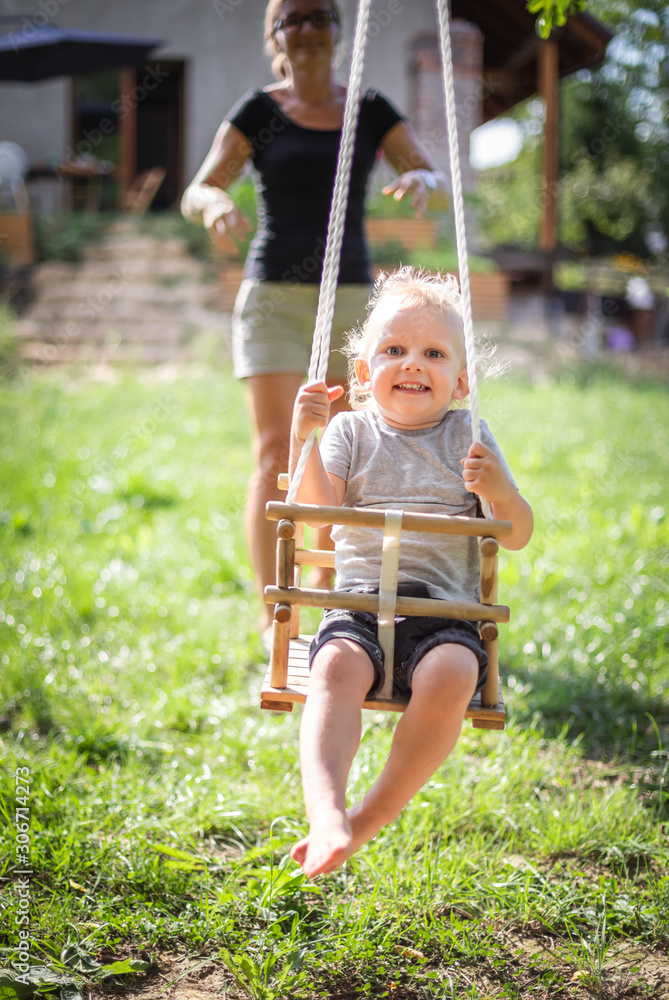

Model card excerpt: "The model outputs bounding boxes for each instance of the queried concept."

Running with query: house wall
[0,0,476,196]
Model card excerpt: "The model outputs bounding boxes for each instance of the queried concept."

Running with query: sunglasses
[272,9,339,34]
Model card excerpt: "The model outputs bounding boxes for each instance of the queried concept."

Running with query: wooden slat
[261,637,506,729]
[269,618,290,688]
[265,585,510,623]
[295,549,336,568]
[479,536,501,708]
[267,502,512,539]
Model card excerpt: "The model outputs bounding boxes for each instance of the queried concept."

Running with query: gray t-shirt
[320,408,515,603]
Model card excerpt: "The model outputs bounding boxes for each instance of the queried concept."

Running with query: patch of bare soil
[91,951,242,1000]
[90,938,669,1000]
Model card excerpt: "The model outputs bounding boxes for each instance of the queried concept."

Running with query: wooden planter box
[468,271,509,321]
[371,266,509,321]
[0,213,35,267]
[365,217,437,251]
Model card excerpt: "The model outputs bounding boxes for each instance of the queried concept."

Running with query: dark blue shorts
[309,585,488,700]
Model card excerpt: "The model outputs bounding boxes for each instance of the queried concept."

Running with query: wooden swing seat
[261,497,510,731]
[261,634,506,728]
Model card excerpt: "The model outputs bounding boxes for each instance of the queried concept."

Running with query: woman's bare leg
[245,372,304,630]
[344,645,478,860]
[290,638,375,878]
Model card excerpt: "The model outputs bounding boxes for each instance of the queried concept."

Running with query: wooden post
[269,520,295,689]
[291,521,305,638]
[538,38,559,254]
[117,68,137,207]
[276,519,295,587]
[479,537,500,708]
[269,619,291,689]
[479,537,499,604]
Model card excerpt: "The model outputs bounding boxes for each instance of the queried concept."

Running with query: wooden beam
[538,39,559,253]
[266,502,512,539]
[117,68,137,205]
[264,585,510,624]
[502,36,537,73]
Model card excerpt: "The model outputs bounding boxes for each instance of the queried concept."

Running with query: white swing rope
[435,0,491,518]
[286,0,373,505]
[282,0,488,692]
[288,0,487,513]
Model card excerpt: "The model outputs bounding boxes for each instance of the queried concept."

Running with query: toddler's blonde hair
[343,266,469,410]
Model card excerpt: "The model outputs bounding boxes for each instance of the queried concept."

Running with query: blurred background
[0,4,668,997]
[0,0,667,369]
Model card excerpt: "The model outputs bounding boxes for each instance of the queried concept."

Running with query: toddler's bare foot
[290,808,353,878]
[346,799,389,855]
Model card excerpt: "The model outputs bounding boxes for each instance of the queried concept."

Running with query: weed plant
[32,214,112,263]
[0,365,667,999]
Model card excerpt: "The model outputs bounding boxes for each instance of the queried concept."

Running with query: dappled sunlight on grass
[1,364,668,999]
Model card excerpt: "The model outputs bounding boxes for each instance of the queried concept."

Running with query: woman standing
[182,0,447,638]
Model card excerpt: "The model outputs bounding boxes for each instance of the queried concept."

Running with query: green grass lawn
[0,362,667,1000]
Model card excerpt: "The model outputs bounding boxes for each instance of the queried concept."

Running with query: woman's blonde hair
[343,265,494,411]
[263,0,344,79]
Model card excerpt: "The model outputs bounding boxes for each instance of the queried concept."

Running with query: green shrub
[370,240,496,274]
[366,185,417,219]
[407,246,497,274]
[0,304,20,378]
[33,212,112,262]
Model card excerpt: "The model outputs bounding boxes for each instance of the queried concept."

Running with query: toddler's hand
[294,382,344,441]
[461,442,515,505]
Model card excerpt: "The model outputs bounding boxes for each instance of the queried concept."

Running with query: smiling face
[271,0,339,70]
[354,302,469,430]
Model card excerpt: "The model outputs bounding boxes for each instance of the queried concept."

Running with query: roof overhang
[451,1,612,120]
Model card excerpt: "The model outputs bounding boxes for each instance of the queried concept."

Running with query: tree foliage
[526,0,588,38]
[479,1,669,257]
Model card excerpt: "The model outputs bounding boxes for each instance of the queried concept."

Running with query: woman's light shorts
[232,278,372,379]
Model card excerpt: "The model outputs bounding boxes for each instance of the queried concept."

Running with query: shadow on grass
[505,663,669,818]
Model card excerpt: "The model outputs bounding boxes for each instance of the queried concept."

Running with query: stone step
[23,296,217,325]
[82,235,189,259]
[18,221,227,365]
[81,246,198,265]
[16,317,194,344]
[100,231,187,250]
[20,340,196,365]
[30,264,209,301]
[30,261,79,286]
[70,256,204,278]
[30,279,216,309]
[76,258,206,280]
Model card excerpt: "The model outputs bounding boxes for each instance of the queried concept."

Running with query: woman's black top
[227,88,405,284]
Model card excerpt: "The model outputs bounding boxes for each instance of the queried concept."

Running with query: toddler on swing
[288,267,533,878]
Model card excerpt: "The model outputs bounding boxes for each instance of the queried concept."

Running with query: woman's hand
[202,195,253,253]
[293,381,345,441]
[382,169,438,217]
[181,120,253,249]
